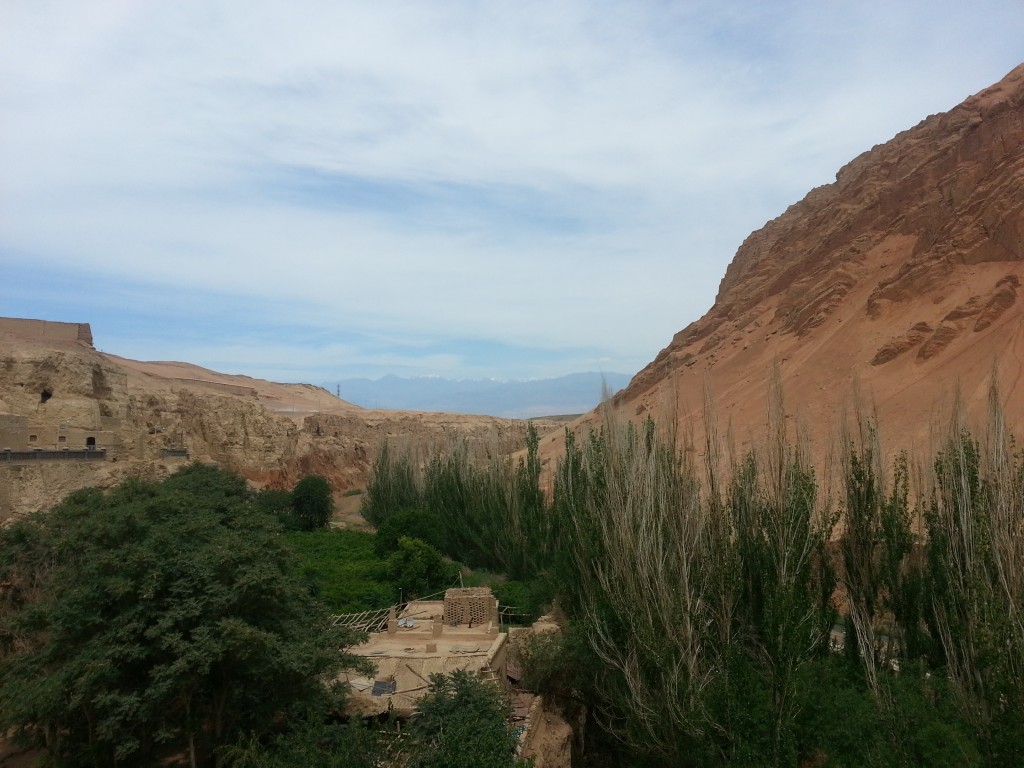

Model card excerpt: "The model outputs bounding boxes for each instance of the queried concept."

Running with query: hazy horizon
[331,370,632,418]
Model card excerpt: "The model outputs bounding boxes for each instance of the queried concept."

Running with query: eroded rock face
[0,334,538,521]
[596,65,1024,461]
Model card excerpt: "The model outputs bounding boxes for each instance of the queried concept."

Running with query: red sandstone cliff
[571,64,1024,463]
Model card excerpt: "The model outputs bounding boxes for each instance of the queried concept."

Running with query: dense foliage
[224,671,527,768]
[6,382,1021,767]
[549,398,835,767]
[386,536,459,599]
[405,670,528,768]
[282,529,397,613]
[291,475,334,531]
[283,525,461,612]
[220,720,385,768]
[0,464,367,768]
[360,425,556,615]
[363,385,1024,767]
[372,507,447,557]
[360,441,421,528]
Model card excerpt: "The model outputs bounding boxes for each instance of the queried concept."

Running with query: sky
[2,1,1023,385]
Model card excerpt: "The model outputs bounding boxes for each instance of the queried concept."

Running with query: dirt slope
[547,64,1024,467]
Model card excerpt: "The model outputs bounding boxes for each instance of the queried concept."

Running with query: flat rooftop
[341,595,509,716]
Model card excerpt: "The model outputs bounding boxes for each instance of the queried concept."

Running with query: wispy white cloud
[2,0,1022,381]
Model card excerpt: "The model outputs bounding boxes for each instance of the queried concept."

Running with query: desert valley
[3,44,1024,768]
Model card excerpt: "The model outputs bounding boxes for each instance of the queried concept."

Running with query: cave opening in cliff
[86,436,96,450]
[40,388,52,403]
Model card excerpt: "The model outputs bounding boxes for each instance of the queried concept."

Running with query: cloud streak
[2,0,1023,381]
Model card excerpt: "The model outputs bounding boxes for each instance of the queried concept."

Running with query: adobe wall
[170,378,258,398]
[0,414,118,452]
[0,317,93,347]
[0,414,28,452]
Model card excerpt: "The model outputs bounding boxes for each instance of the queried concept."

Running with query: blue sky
[2,1,1022,384]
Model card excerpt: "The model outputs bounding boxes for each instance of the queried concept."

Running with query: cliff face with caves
[0,333,539,521]
[576,65,1024,463]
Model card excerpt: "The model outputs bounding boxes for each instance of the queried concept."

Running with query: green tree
[253,487,301,530]
[223,720,385,768]
[373,507,447,557]
[406,670,526,768]
[924,421,1024,765]
[292,475,334,531]
[360,442,421,527]
[386,537,457,599]
[0,464,367,768]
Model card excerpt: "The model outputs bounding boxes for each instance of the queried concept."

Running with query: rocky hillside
[552,64,1024,465]
[0,332,546,521]
[7,67,1023,514]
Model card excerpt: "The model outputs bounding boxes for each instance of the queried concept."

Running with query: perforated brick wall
[443,587,495,627]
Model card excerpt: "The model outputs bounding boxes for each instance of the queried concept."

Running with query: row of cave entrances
[28,433,97,448]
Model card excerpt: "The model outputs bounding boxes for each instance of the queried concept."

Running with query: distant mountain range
[333,372,632,419]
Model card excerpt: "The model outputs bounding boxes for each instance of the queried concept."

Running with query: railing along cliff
[0,449,108,463]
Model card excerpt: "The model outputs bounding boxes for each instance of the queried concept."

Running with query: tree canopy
[406,670,526,768]
[0,463,366,768]
[291,475,334,531]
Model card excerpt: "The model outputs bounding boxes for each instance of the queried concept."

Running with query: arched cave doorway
[86,436,96,450]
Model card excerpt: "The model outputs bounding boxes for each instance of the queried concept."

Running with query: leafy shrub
[492,575,553,625]
[793,656,893,767]
[513,631,571,698]
[386,537,458,599]
[253,487,303,530]
[224,720,385,768]
[406,670,528,768]
[283,529,395,613]
[373,507,447,557]
[887,662,983,768]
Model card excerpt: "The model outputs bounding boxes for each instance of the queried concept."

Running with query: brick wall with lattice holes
[442,588,495,627]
